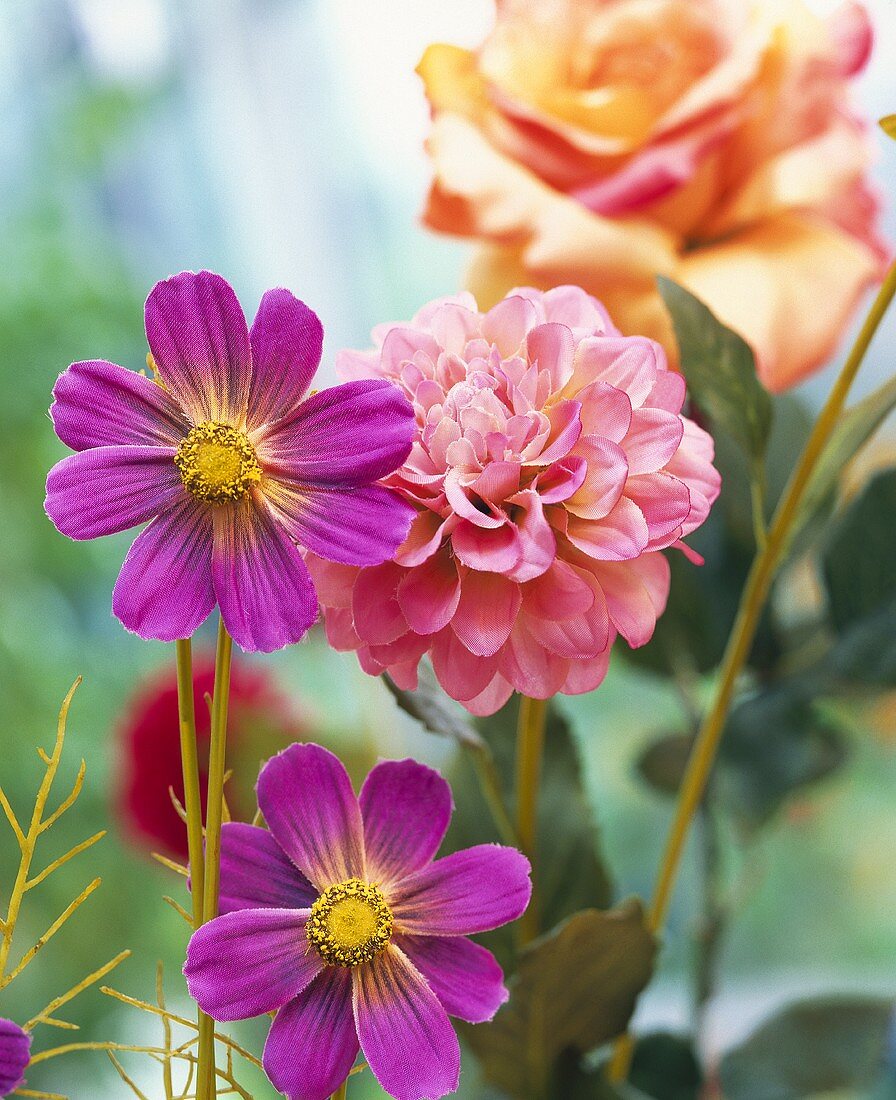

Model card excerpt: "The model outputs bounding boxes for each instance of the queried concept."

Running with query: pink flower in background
[308,286,720,716]
[185,744,531,1100]
[45,271,416,652]
[117,656,306,860]
[0,1019,30,1097]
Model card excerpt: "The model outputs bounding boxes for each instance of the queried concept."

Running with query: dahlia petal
[394,934,508,1024]
[526,322,574,389]
[643,370,686,414]
[451,569,521,656]
[596,554,671,648]
[354,946,460,1100]
[263,969,358,1100]
[482,294,538,356]
[247,288,323,427]
[506,488,557,582]
[396,550,461,635]
[627,472,691,547]
[430,302,481,355]
[0,1018,31,1096]
[380,326,443,374]
[444,471,505,528]
[576,379,633,442]
[265,480,416,567]
[452,519,521,573]
[184,908,321,1020]
[46,447,184,540]
[665,419,721,536]
[559,647,612,695]
[212,499,318,652]
[527,399,582,465]
[462,673,515,718]
[566,337,660,408]
[566,438,629,520]
[353,561,408,644]
[395,510,448,567]
[51,359,189,450]
[431,628,500,702]
[536,456,587,503]
[112,498,215,641]
[256,379,414,486]
[523,572,610,660]
[523,559,594,622]
[501,622,570,697]
[390,844,531,936]
[470,460,521,501]
[145,271,251,426]
[623,408,684,475]
[541,285,619,335]
[217,822,316,915]
[256,743,366,888]
[360,760,452,885]
[566,497,650,560]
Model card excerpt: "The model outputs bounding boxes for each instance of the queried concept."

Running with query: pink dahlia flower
[185,744,531,1100]
[307,286,721,715]
[0,1019,30,1097]
[45,271,416,652]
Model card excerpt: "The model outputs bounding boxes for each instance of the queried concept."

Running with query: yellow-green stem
[515,695,548,945]
[175,639,204,928]
[608,259,896,1082]
[196,617,233,1100]
[331,1080,348,1100]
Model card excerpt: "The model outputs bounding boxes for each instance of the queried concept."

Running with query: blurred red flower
[117,656,307,859]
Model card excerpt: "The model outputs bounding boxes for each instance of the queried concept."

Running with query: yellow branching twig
[152,853,189,878]
[25,950,130,1032]
[163,895,194,926]
[26,831,106,890]
[107,1052,152,1100]
[1,878,101,988]
[158,963,175,1100]
[38,762,86,834]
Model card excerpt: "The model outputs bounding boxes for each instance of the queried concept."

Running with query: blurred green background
[1,0,895,1096]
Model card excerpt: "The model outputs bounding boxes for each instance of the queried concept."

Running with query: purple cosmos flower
[45,271,416,652]
[184,744,531,1100]
[0,1019,30,1097]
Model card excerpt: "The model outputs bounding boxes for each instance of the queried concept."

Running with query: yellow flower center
[306,879,394,968]
[175,422,261,504]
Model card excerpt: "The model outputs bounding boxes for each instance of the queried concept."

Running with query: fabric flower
[0,1019,30,1097]
[117,655,306,859]
[306,286,720,716]
[184,743,531,1100]
[419,0,887,391]
[45,271,416,652]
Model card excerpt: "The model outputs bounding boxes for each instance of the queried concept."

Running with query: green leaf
[787,376,896,563]
[880,114,896,140]
[657,277,772,466]
[636,732,694,797]
[447,700,613,965]
[629,1033,703,1100]
[822,469,896,631]
[467,903,657,1100]
[719,685,848,829]
[719,996,895,1100]
[382,665,484,749]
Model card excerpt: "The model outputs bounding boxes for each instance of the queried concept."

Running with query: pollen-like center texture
[175,422,261,503]
[306,878,393,967]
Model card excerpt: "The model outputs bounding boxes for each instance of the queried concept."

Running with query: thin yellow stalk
[175,638,205,926]
[515,695,548,945]
[197,617,233,1100]
[608,259,896,1081]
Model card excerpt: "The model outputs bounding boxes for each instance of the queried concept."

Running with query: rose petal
[216,822,316,915]
[212,498,318,652]
[394,934,508,1024]
[112,498,215,641]
[145,271,251,426]
[256,743,365,889]
[354,946,460,1100]
[184,908,321,1020]
[247,288,323,427]
[360,760,452,886]
[263,969,358,1100]
[46,446,184,540]
[51,360,189,450]
[389,844,531,936]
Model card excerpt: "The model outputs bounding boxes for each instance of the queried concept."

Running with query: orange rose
[419,0,887,391]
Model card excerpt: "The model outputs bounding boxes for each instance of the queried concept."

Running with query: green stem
[515,695,548,945]
[608,261,896,1083]
[330,1080,348,1100]
[196,617,233,1100]
[175,639,204,927]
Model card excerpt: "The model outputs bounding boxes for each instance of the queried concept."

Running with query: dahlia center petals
[525,399,582,465]
[535,455,588,503]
